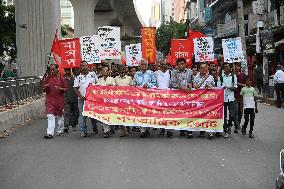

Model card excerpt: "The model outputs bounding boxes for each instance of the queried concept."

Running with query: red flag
[51,30,61,56]
[167,50,173,65]
[188,30,207,40]
[121,54,126,65]
[59,38,81,68]
[171,39,193,67]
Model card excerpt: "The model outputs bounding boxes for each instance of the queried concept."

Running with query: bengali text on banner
[83,86,224,132]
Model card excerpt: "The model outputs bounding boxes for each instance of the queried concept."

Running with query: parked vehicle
[276,149,284,189]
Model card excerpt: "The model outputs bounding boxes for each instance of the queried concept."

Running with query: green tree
[156,21,187,55]
[0,0,16,61]
[156,20,204,56]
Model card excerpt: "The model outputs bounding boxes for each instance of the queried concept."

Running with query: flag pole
[48,29,59,67]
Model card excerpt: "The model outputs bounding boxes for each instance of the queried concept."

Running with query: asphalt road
[0,103,283,189]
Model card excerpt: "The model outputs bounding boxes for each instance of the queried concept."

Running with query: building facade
[161,0,185,23]
[60,0,74,28]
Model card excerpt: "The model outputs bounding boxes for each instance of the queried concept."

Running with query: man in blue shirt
[133,60,157,138]
[217,63,239,138]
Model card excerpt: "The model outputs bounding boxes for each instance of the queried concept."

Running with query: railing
[0,76,44,107]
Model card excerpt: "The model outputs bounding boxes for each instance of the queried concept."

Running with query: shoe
[199,131,206,137]
[132,127,139,132]
[93,128,98,134]
[127,127,131,134]
[64,128,69,133]
[114,126,119,130]
[152,128,158,131]
[58,133,64,136]
[234,130,238,134]
[249,133,254,138]
[110,129,115,135]
[227,127,232,135]
[104,132,110,138]
[215,132,222,137]
[241,127,246,135]
[44,134,53,139]
[159,129,165,135]
[180,131,186,136]
[140,132,147,138]
[187,131,193,138]
[166,131,173,138]
[207,133,214,139]
[145,130,150,136]
[120,133,127,137]
[71,127,77,131]
[224,133,229,138]
[80,132,87,138]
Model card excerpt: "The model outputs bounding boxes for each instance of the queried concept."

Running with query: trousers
[224,101,239,133]
[47,114,64,135]
[243,108,255,133]
[64,101,78,128]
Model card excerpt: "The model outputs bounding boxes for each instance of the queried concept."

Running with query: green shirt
[240,86,256,109]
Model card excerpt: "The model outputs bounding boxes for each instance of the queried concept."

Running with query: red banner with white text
[59,38,81,68]
[171,39,193,67]
[83,86,224,132]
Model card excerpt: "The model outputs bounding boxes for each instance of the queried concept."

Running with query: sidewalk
[0,97,45,137]
[255,94,284,108]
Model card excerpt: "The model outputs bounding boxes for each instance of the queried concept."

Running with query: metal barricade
[0,76,44,107]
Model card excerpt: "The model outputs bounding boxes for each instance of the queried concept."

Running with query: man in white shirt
[73,61,98,138]
[115,65,133,137]
[155,61,173,137]
[274,65,284,108]
[193,62,215,139]
[217,63,239,138]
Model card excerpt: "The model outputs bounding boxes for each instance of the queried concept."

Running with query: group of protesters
[42,57,259,140]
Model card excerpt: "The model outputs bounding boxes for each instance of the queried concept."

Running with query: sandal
[44,134,53,139]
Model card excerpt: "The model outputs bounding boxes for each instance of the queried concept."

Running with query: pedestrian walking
[155,60,174,137]
[63,68,78,133]
[193,62,215,139]
[42,64,68,139]
[217,63,239,138]
[133,60,157,138]
[274,65,284,108]
[73,61,98,138]
[170,57,193,137]
[240,76,258,138]
[254,64,263,94]
[234,63,246,125]
[115,65,133,137]
[97,65,116,138]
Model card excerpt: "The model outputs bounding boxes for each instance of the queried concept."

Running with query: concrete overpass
[14,0,143,77]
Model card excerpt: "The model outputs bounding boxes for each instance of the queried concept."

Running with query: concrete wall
[0,98,45,133]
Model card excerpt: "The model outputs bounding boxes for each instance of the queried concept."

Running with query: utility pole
[237,0,248,75]
[262,0,270,99]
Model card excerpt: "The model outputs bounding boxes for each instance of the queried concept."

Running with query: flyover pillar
[71,0,99,37]
[15,0,61,76]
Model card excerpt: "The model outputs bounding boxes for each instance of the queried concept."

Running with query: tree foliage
[156,21,187,56]
[0,0,16,61]
[156,20,204,56]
